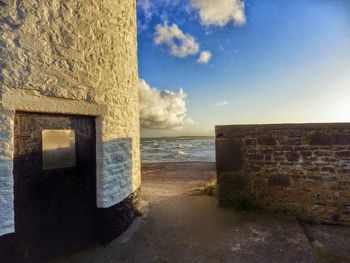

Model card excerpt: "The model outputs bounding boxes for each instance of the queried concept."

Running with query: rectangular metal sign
[42,130,76,170]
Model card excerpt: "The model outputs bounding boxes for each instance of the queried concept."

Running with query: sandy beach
[141,162,216,201]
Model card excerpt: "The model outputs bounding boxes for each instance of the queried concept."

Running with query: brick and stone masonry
[216,123,350,225]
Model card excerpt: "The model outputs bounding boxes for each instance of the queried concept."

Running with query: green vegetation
[188,180,217,196]
[134,207,143,217]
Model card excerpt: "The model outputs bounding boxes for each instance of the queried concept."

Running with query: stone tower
[0,1,140,262]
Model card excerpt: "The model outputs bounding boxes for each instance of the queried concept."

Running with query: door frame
[13,111,99,263]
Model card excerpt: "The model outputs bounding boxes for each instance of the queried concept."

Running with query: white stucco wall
[0,0,140,236]
[0,110,15,236]
[97,138,133,208]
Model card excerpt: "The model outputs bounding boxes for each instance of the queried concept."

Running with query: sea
[141,137,215,163]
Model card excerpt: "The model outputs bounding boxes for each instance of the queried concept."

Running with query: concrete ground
[54,162,350,263]
[303,223,350,263]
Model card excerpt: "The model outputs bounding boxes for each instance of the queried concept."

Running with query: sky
[137,0,350,137]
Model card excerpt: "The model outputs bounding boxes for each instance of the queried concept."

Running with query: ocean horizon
[141,136,215,163]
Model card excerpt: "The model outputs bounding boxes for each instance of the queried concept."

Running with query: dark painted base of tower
[0,233,15,263]
[0,189,141,263]
[98,189,142,245]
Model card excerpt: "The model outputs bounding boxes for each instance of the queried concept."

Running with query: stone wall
[0,0,140,236]
[216,124,350,225]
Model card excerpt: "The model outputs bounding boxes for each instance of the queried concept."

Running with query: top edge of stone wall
[216,123,350,132]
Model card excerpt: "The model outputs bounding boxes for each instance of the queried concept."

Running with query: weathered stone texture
[98,139,133,208]
[0,110,14,236]
[0,160,14,236]
[0,0,140,235]
[216,124,350,225]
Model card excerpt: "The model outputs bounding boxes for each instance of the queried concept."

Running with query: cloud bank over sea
[139,79,193,129]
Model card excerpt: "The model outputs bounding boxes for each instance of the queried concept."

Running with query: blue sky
[137,0,350,137]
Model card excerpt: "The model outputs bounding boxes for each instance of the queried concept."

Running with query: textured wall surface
[216,124,350,225]
[0,111,14,236]
[0,0,140,235]
[98,139,133,208]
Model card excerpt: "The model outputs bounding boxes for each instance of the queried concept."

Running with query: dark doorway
[14,112,97,263]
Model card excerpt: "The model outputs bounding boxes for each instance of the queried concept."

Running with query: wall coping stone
[216,123,350,132]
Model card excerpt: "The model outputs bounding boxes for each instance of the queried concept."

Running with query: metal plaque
[42,130,76,170]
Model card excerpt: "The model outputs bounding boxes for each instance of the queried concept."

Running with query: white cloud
[191,0,246,27]
[198,50,212,64]
[154,23,199,57]
[137,0,153,20]
[216,100,229,106]
[137,0,153,31]
[139,79,194,129]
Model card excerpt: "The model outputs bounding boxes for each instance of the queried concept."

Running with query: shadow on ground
[53,162,350,263]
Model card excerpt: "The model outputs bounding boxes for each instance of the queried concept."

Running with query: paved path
[54,162,350,263]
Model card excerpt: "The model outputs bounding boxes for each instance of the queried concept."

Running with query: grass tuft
[188,180,217,196]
